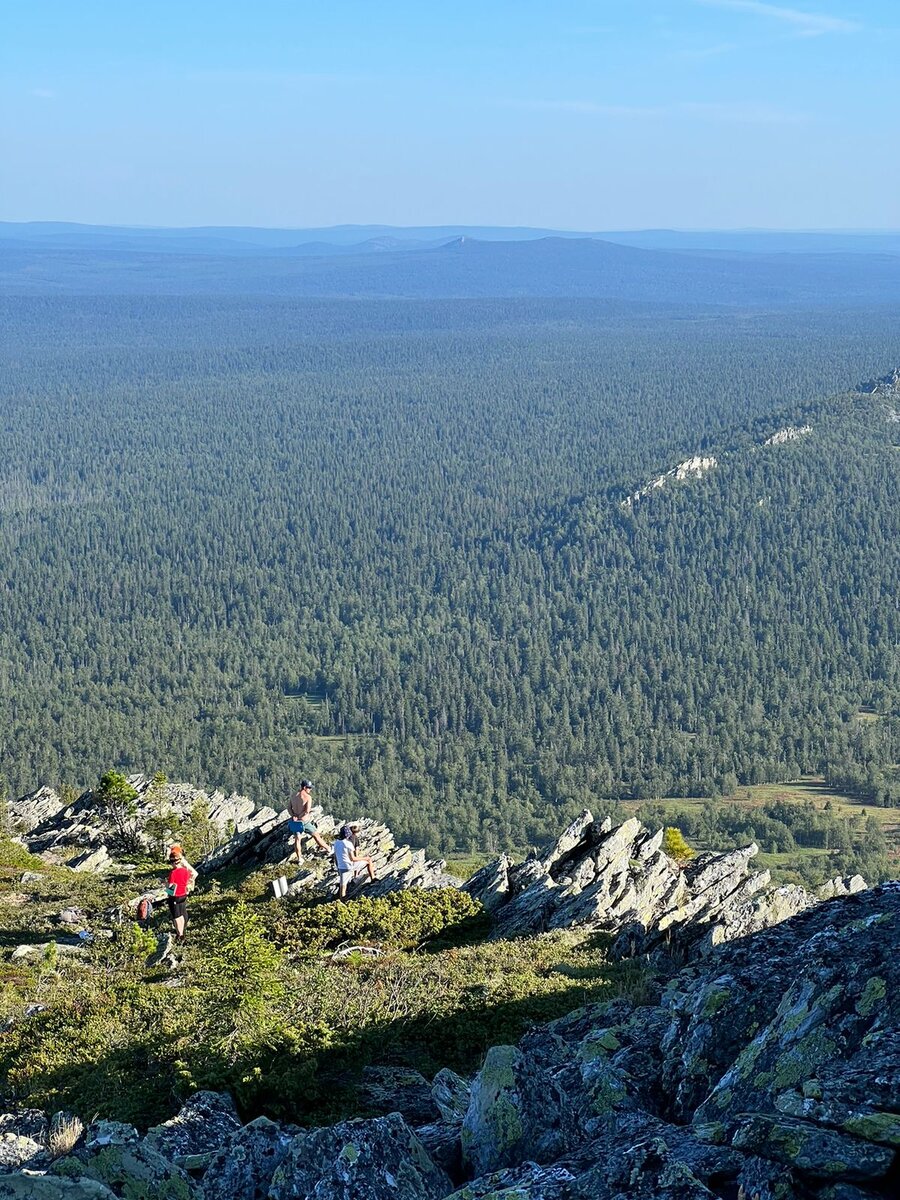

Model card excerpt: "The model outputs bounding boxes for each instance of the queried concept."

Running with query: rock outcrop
[862,366,900,396]
[7,787,67,834]
[465,809,865,959]
[450,881,900,1198]
[623,455,718,508]
[201,805,460,899]
[12,775,459,900]
[14,775,270,864]
[763,424,813,445]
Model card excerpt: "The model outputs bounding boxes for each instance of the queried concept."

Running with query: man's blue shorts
[288,818,316,835]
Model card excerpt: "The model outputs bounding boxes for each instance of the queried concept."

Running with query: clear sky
[2,1,897,229]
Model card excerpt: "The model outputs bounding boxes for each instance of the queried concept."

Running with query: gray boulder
[460,1041,592,1176]
[0,1132,49,1172]
[83,1120,138,1148]
[431,1068,471,1124]
[731,1114,894,1181]
[0,1178,116,1199]
[201,1116,297,1200]
[358,1066,438,1125]
[51,1137,198,1199]
[143,1090,241,1168]
[0,1110,49,1145]
[268,1112,453,1200]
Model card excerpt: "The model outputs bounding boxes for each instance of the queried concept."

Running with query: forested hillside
[1,295,898,867]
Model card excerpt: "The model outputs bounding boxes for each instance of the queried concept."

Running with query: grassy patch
[0,868,650,1130]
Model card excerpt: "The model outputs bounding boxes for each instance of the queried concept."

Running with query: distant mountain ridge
[3,230,900,304]
[3,221,900,256]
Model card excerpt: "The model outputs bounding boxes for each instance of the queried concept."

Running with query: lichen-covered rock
[431,1068,471,1124]
[0,1177,117,1199]
[460,1046,528,1175]
[692,896,900,1141]
[460,1037,605,1176]
[201,1116,296,1200]
[142,1091,241,1167]
[83,1120,138,1148]
[358,1065,438,1125]
[0,1109,49,1145]
[568,1123,729,1200]
[268,1112,452,1199]
[0,1131,49,1172]
[447,1161,580,1199]
[731,1114,895,1181]
[51,1139,198,1199]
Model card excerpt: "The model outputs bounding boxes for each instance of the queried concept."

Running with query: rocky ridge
[1,882,896,1199]
[763,424,813,446]
[623,454,718,508]
[463,810,866,960]
[10,778,460,900]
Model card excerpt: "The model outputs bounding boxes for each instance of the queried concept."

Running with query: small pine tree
[200,900,287,1057]
[94,770,141,854]
[144,770,179,858]
[662,825,695,864]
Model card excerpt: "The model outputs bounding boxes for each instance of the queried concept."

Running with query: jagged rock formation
[13,776,266,866]
[763,424,813,445]
[862,366,900,396]
[465,810,865,958]
[7,787,67,834]
[2,885,896,1198]
[11,777,459,898]
[623,454,717,508]
[200,806,460,898]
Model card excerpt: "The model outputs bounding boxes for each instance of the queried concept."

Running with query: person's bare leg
[293,834,304,863]
[312,831,331,853]
[174,914,186,939]
[366,858,377,882]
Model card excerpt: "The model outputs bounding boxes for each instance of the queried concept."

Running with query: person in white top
[333,822,377,899]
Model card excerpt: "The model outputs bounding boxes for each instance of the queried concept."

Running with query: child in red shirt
[166,845,197,941]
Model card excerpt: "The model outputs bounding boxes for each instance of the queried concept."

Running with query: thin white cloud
[30,88,56,99]
[185,69,355,86]
[679,41,740,58]
[510,98,806,123]
[696,0,861,36]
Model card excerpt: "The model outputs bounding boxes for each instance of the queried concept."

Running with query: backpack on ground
[137,896,154,923]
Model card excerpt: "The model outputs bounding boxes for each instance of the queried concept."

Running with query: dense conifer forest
[1,295,898,874]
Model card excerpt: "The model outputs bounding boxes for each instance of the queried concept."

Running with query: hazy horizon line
[3,220,900,235]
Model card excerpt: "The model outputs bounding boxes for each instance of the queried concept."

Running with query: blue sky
[2,1,897,229]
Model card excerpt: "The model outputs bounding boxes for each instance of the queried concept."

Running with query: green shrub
[267,888,487,955]
[662,826,695,864]
[0,834,44,871]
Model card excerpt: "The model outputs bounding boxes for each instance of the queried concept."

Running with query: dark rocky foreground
[1,879,896,1199]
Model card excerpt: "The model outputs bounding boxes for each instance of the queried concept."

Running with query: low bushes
[266,887,488,955]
